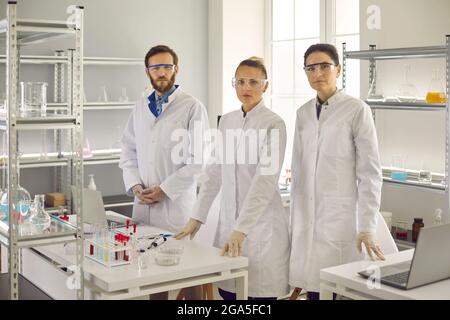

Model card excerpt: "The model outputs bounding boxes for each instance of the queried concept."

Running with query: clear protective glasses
[303,62,337,74]
[147,63,176,73]
[232,77,268,89]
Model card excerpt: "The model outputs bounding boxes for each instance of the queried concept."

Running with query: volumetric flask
[20,82,48,117]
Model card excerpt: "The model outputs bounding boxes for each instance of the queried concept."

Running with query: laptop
[70,187,131,228]
[358,223,450,290]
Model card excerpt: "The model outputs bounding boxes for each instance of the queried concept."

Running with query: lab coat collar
[315,88,343,107]
[241,99,265,118]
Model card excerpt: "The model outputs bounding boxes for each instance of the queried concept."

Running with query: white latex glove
[221,230,246,257]
[356,232,385,261]
[174,218,202,240]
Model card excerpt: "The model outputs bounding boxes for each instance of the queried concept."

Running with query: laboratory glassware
[395,220,408,240]
[426,69,447,104]
[433,208,443,225]
[20,82,48,117]
[397,65,418,102]
[390,154,408,181]
[83,136,93,159]
[29,194,51,232]
[39,130,48,160]
[98,85,108,103]
[0,152,32,220]
[87,174,97,190]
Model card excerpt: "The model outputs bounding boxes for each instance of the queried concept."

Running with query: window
[269,0,360,177]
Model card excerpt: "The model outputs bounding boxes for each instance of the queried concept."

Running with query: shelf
[0,216,77,248]
[0,19,77,45]
[4,152,121,169]
[84,57,142,66]
[366,100,446,111]
[46,102,135,111]
[344,45,447,60]
[0,54,68,64]
[0,114,77,130]
[382,167,446,191]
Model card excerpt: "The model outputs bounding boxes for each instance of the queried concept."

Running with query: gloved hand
[356,232,385,261]
[174,218,202,240]
[221,230,246,257]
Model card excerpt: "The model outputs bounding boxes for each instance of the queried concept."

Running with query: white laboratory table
[21,224,248,300]
[319,249,450,300]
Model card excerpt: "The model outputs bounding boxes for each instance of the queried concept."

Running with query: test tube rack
[84,231,133,267]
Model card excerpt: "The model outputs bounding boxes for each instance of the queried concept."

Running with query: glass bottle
[29,194,51,232]
[412,218,424,242]
[426,69,447,104]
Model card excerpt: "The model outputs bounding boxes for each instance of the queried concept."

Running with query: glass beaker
[397,65,418,102]
[426,69,447,104]
[395,220,408,240]
[418,161,432,184]
[390,154,408,181]
[29,194,51,232]
[20,82,48,117]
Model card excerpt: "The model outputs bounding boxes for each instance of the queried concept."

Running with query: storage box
[45,192,66,207]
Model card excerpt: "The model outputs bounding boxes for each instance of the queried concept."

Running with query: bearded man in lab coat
[119,45,208,299]
[289,43,385,300]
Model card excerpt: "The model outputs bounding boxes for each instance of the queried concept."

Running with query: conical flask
[426,69,447,104]
[397,64,418,102]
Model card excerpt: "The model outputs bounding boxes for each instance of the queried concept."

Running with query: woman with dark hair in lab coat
[176,57,290,299]
[289,43,385,300]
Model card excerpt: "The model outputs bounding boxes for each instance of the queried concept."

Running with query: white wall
[359,0,450,227]
[208,0,266,127]
[0,0,208,198]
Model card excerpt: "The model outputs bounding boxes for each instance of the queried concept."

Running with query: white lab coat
[289,90,382,292]
[119,86,209,232]
[192,100,290,298]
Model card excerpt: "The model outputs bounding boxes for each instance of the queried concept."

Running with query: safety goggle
[303,62,337,74]
[232,77,268,89]
[147,64,176,73]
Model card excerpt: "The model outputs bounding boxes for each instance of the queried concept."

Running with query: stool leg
[176,288,185,300]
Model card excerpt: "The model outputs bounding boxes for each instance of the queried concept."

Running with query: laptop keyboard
[383,271,410,284]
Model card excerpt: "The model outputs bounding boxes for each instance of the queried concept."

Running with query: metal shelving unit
[0,2,85,300]
[343,36,450,219]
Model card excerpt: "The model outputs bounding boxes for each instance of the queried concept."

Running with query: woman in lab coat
[289,43,385,300]
[176,57,290,299]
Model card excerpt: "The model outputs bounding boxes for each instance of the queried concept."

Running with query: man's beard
[151,73,176,94]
